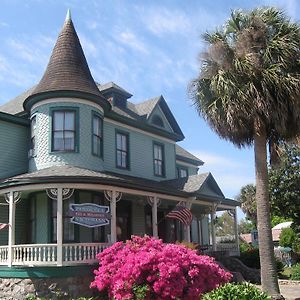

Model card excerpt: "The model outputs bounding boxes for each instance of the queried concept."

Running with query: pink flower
[91,235,232,299]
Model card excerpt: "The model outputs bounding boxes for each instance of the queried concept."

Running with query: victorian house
[0,12,239,277]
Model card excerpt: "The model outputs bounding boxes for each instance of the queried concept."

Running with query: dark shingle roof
[135,97,160,117]
[0,86,35,115]
[98,82,132,98]
[0,166,238,206]
[175,145,204,165]
[31,16,104,99]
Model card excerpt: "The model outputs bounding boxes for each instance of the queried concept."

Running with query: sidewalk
[279,281,300,300]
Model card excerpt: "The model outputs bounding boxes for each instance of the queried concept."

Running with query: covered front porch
[0,166,240,268]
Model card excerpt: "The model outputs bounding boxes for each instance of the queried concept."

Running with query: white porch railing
[0,243,110,266]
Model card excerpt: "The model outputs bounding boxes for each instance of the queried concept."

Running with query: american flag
[0,223,10,230]
[166,203,193,226]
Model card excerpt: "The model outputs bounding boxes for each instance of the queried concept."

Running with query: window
[52,110,76,151]
[51,196,75,242]
[153,143,165,176]
[92,113,103,157]
[30,115,36,156]
[177,167,188,178]
[116,131,129,169]
[152,115,164,128]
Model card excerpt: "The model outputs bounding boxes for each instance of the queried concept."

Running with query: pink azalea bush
[90,235,231,300]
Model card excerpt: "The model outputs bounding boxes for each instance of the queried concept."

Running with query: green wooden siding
[131,201,146,236]
[0,205,8,245]
[176,163,198,177]
[29,102,104,172]
[0,120,29,179]
[103,121,176,180]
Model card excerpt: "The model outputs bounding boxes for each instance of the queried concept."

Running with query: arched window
[152,115,164,128]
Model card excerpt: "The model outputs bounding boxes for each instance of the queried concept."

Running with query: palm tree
[190,8,300,299]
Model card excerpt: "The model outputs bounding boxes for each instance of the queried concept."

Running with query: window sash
[92,115,103,157]
[116,133,129,168]
[52,111,76,151]
[154,144,164,176]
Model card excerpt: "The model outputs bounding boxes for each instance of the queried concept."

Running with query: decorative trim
[147,196,161,207]
[31,98,104,114]
[104,190,122,202]
[0,112,30,127]
[4,192,22,204]
[46,188,74,200]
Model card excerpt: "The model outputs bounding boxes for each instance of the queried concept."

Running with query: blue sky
[0,0,298,218]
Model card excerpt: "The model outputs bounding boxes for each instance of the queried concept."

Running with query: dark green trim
[0,112,30,126]
[91,111,103,158]
[24,90,110,113]
[107,110,184,142]
[49,107,80,153]
[153,141,165,178]
[0,265,96,278]
[115,129,130,170]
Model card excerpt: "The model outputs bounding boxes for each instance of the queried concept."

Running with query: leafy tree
[269,143,300,233]
[190,7,300,298]
[239,218,256,234]
[215,211,234,236]
[236,184,257,225]
[279,227,297,248]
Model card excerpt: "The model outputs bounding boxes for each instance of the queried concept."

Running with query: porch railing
[0,243,110,266]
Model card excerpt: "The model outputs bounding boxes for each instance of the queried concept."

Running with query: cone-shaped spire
[32,12,103,99]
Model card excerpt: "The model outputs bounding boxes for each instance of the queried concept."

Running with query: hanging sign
[69,203,110,228]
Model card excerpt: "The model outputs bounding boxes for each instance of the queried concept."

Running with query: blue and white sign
[69,203,110,228]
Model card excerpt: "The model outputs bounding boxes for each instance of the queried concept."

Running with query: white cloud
[190,150,242,168]
[140,7,191,36]
[118,30,148,54]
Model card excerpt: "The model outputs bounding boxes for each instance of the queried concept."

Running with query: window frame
[30,115,37,157]
[50,107,79,153]
[153,142,165,177]
[177,166,189,178]
[92,112,103,158]
[115,130,130,170]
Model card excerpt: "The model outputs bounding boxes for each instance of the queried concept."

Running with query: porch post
[57,187,63,266]
[105,190,122,244]
[110,191,117,243]
[184,200,192,242]
[210,204,217,252]
[8,191,15,267]
[152,196,158,238]
[233,208,240,255]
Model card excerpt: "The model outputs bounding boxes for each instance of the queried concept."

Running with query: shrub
[202,282,271,300]
[279,227,297,248]
[91,235,232,300]
[176,240,199,251]
[291,263,300,280]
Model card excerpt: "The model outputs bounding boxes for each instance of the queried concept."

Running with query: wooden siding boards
[0,204,8,245]
[36,194,49,244]
[131,201,146,236]
[0,120,29,179]
[29,102,104,172]
[103,121,176,180]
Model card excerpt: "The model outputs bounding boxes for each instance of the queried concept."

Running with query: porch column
[233,208,240,254]
[7,191,16,267]
[210,204,218,252]
[57,188,63,266]
[105,190,122,243]
[184,200,192,242]
[148,196,159,238]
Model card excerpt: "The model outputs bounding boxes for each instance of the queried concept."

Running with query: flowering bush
[90,235,231,299]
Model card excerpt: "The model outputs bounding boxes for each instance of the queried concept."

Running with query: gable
[197,173,225,198]
[148,104,174,133]
[147,96,184,138]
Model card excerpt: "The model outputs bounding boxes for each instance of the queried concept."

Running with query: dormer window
[52,110,77,152]
[152,115,164,128]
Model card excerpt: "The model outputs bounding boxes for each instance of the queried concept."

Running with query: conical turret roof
[31,12,103,99]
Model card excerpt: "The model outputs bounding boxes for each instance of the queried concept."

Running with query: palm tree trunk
[254,119,283,300]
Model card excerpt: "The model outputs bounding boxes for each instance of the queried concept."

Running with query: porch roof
[0,166,239,207]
